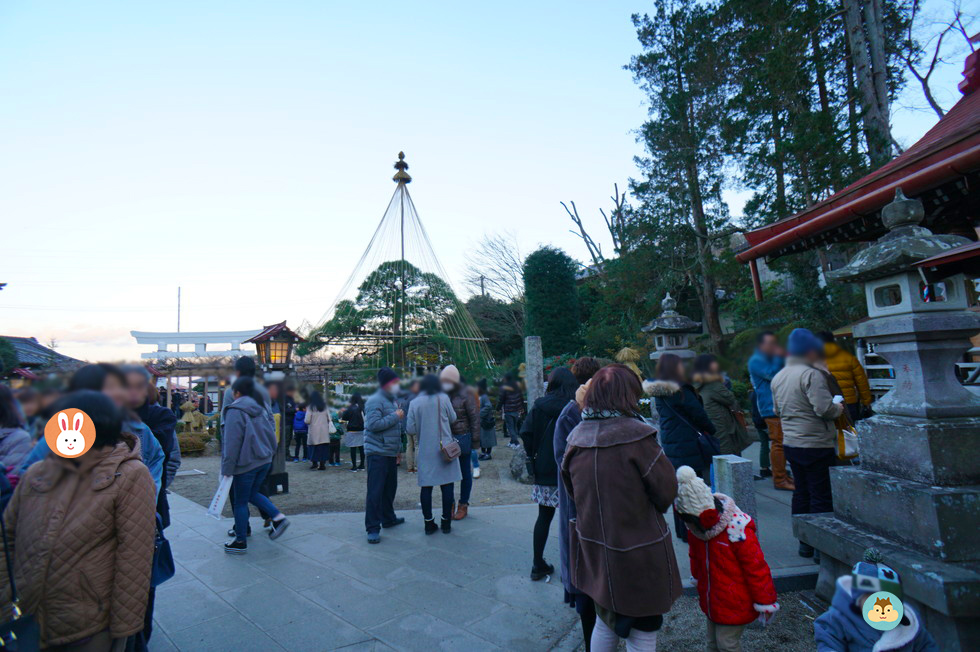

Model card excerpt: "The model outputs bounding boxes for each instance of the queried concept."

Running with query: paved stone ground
[153,440,811,651]
[152,493,578,652]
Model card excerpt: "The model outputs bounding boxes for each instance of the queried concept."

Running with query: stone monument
[795,189,980,650]
[641,293,701,361]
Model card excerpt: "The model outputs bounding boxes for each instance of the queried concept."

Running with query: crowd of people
[0,330,941,652]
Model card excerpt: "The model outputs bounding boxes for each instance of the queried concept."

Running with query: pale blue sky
[0,1,970,361]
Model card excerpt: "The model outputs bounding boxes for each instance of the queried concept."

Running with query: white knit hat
[439,364,461,384]
[674,466,715,516]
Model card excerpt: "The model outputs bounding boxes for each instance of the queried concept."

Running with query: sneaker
[473,467,481,479]
[367,531,381,544]
[759,468,773,478]
[269,517,290,540]
[424,519,439,535]
[530,561,555,581]
[350,466,359,472]
[224,539,247,555]
[227,526,252,537]
[382,517,405,528]
[441,518,452,534]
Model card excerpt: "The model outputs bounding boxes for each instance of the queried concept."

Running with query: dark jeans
[328,441,341,464]
[784,446,836,516]
[421,483,455,521]
[503,412,520,439]
[364,454,398,533]
[293,431,308,459]
[456,433,473,504]
[232,464,280,541]
[757,423,770,469]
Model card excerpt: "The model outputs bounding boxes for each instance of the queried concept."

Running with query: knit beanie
[787,328,823,357]
[674,466,715,516]
[439,365,461,385]
[377,366,399,388]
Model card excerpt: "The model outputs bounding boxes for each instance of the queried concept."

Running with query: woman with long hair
[1,390,157,650]
[405,374,460,534]
[341,393,366,471]
[520,366,579,580]
[304,391,333,471]
[562,365,681,651]
[645,353,717,543]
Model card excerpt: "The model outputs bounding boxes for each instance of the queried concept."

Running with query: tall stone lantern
[641,293,701,361]
[796,188,980,649]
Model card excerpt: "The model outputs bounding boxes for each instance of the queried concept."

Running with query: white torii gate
[130,329,262,360]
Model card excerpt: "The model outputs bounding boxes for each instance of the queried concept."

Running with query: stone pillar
[524,335,544,405]
[713,454,757,522]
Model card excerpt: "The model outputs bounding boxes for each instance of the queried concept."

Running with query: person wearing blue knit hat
[771,328,845,561]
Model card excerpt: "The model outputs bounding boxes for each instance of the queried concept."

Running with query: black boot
[530,560,555,581]
[441,518,452,534]
[424,519,439,535]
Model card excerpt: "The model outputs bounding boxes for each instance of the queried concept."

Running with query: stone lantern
[641,293,701,361]
[796,188,980,648]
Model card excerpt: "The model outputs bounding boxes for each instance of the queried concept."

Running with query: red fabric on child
[687,494,778,626]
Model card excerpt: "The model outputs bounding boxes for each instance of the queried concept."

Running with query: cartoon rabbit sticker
[56,412,85,456]
[45,408,95,458]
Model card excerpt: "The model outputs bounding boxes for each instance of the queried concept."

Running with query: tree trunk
[672,59,723,351]
[772,106,787,217]
[845,37,860,158]
[842,0,891,166]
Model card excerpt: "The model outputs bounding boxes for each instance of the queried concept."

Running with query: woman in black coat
[520,366,579,580]
[643,353,716,542]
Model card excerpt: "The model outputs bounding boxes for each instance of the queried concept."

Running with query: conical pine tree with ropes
[300,153,492,376]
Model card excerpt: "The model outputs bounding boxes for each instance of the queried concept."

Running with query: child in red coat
[674,465,779,652]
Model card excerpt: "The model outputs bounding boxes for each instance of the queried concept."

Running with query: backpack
[481,411,495,431]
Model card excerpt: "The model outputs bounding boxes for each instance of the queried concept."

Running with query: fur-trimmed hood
[692,372,724,386]
[643,379,681,397]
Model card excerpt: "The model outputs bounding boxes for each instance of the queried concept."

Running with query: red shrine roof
[915,240,980,283]
[737,48,980,264]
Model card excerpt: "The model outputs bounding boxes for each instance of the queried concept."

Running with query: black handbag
[151,514,175,587]
[0,512,40,651]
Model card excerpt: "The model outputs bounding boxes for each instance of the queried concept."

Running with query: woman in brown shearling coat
[562,365,681,651]
[1,391,156,651]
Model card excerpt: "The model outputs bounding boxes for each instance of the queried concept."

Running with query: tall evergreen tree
[629,0,732,351]
[523,246,581,356]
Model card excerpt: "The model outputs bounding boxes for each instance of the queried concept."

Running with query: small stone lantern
[641,293,701,361]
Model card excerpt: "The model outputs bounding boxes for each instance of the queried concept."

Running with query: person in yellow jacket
[817,332,872,421]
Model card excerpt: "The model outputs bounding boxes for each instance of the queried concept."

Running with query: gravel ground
[654,591,823,652]
[170,439,533,516]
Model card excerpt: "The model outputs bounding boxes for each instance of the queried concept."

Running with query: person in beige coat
[304,391,335,471]
[1,390,156,651]
[771,328,845,561]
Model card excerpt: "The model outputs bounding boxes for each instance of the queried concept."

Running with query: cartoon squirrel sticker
[44,408,96,458]
[868,596,900,624]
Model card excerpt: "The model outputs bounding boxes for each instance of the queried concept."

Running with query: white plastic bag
[207,475,233,519]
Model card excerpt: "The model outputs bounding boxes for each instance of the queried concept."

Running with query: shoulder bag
[439,396,461,462]
[0,511,40,651]
[151,513,175,587]
[663,397,720,466]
